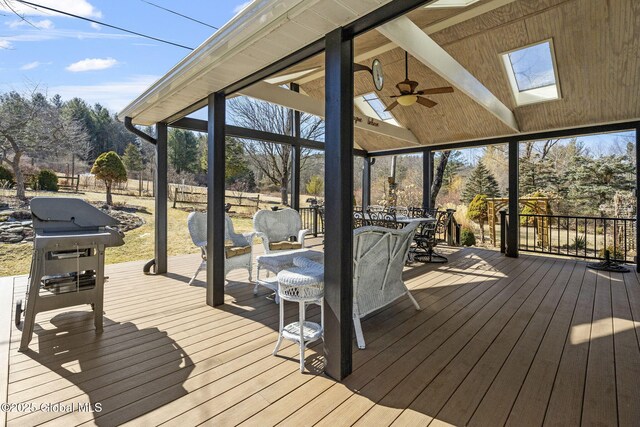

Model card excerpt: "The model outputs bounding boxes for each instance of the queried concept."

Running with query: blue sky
[0,0,250,112]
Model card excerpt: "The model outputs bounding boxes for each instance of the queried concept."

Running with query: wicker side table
[273,257,324,372]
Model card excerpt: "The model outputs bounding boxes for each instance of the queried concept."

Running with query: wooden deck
[2,242,639,426]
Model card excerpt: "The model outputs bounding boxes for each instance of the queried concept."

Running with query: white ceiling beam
[238,81,420,145]
[296,0,516,85]
[378,16,519,131]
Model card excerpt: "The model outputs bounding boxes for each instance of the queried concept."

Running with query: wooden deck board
[1,245,638,427]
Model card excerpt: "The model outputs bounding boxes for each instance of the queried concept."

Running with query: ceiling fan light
[397,95,417,106]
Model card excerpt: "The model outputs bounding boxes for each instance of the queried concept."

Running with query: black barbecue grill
[15,197,124,352]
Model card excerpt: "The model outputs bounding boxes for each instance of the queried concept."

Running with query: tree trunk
[430,151,451,209]
[106,182,112,205]
[11,151,26,200]
[281,166,289,206]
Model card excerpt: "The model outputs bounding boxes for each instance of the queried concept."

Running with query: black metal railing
[299,205,461,246]
[512,213,636,262]
[299,206,324,236]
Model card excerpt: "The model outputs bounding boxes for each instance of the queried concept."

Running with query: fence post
[172,187,178,209]
[500,209,507,254]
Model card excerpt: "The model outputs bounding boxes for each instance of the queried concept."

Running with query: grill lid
[30,197,119,233]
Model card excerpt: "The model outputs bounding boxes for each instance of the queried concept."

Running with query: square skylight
[425,0,481,8]
[501,40,561,106]
[355,92,400,126]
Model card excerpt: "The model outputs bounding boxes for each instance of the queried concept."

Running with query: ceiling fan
[385,51,454,111]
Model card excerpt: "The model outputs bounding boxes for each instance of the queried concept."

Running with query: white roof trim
[118,0,394,125]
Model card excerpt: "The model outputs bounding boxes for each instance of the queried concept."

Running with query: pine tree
[567,155,635,214]
[461,161,500,203]
[168,128,199,174]
[122,143,144,196]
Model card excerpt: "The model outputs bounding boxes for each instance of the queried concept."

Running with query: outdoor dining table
[395,215,436,225]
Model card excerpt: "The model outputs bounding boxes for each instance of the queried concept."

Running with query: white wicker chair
[253,208,308,253]
[187,212,254,285]
[352,221,420,349]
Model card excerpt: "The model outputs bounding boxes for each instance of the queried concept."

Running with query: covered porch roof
[119,0,640,153]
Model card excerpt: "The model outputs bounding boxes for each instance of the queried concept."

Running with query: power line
[12,0,195,50]
[139,0,218,30]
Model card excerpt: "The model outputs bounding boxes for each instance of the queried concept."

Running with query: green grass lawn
[0,190,256,277]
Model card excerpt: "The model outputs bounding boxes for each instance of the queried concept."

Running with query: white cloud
[66,57,118,72]
[49,75,159,112]
[0,0,101,18]
[233,1,252,14]
[21,61,42,70]
[0,40,12,49]
[90,22,101,31]
[7,19,54,29]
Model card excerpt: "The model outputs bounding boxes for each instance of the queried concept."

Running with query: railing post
[500,209,507,254]
[446,208,455,246]
[506,140,519,257]
[312,206,318,237]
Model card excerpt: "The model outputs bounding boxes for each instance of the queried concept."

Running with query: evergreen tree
[200,136,256,191]
[306,175,324,197]
[122,143,144,174]
[467,194,489,242]
[461,161,500,203]
[122,143,145,196]
[168,128,199,174]
[567,155,635,213]
[91,151,127,205]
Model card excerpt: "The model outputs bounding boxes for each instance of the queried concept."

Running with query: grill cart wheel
[15,299,22,327]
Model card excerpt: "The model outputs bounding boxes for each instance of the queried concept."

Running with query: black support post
[507,140,519,257]
[155,122,168,274]
[206,92,226,307]
[362,158,372,210]
[324,27,354,381]
[636,125,639,272]
[290,83,301,210]
[422,150,433,209]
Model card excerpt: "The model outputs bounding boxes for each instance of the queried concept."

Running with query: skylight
[425,0,481,8]
[501,40,560,106]
[355,92,400,126]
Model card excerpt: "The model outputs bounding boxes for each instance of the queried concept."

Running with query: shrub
[33,169,59,191]
[91,151,127,205]
[0,165,14,186]
[570,236,587,251]
[467,194,488,242]
[460,228,476,246]
[598,246,624,260]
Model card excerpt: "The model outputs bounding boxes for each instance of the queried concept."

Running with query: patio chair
[411,209,449,263]
[187,212,254,285]
[366,210,403,229]
[352,221,420,349]
[253,208,308,254]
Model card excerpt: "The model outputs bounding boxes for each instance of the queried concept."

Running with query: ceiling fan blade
[384,100,399,112]
[416,96,437,108]
[420,86,454,95]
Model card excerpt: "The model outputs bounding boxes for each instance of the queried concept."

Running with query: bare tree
[0,90,48,198]
[228,96,324,205]
[0,89,89,199]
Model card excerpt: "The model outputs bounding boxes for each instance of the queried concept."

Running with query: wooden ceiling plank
[295,0,516,85]
[377,15,519,131]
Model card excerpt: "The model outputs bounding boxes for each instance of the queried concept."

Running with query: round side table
[273,259,324,372]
